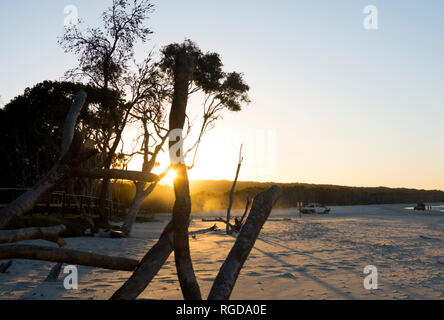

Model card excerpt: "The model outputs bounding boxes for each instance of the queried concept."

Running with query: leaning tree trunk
[208,185,282,300]
[168,51,202,300]
[121,182,156,235]
[121,167,169,236]
[0,90,88,230]
[110,222,174,299]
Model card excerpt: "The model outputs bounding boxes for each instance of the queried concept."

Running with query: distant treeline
[109,180,444,214]
[2,179,443,215]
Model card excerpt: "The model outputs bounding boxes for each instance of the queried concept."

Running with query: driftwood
[110,222,174,299]
[0,244,139,271]
[202,218,235,229]
[208,185,282,300]
[0,225,67,245]
[226,144,243,234]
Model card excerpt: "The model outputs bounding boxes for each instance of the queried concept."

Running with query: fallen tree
[0,244,139,271]
[0,224,67,246]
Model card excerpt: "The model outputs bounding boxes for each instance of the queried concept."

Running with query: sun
[161,169,177,186]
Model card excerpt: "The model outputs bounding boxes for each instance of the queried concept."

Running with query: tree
[59,0,156,227]
[120,40,250,236]
[0,40,281,302]
[120,57,172,235]
[111,42,251,299]
[0,81,110,188]
[159,40,250,169]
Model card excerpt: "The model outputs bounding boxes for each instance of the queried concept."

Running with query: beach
[1,204,443,300]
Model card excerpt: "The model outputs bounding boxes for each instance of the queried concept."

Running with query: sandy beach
[1,204,443,300]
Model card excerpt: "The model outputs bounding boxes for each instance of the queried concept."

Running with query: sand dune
[1,204,443,300]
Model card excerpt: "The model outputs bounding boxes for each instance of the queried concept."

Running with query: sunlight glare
[161,169,177,186]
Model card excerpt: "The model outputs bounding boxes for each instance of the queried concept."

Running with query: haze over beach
[0,0,443,307]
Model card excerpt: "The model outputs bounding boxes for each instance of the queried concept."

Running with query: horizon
[174,178,444,192]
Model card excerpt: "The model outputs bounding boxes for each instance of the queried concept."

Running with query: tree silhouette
[59,0,156,227]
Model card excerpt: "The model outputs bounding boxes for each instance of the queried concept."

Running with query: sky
[1,0,444,190]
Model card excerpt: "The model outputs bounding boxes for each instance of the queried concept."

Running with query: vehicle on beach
[414,203,426,211]
[300,203,330,214]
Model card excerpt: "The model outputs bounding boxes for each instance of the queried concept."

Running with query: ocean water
[405,205,444,212]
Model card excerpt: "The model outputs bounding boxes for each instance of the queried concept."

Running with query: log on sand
[0,225,67,245]
[0,245,139,271]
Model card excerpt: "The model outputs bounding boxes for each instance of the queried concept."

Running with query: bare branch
[69,168,159,182]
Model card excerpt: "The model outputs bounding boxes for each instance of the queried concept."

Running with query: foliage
[0,81,117,187]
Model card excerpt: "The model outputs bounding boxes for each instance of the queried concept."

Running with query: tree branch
[69,168,159,182]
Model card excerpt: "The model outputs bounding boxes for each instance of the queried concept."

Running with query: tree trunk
[0,244,139,271]
[121,168,169,236]
[97,178,111,228]
[169,51,201,300]
[171,164,201,300]
[110,222,174,299]
[208,185,282,300]
[121,182,156,236]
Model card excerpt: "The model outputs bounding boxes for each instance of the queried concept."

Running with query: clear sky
[1,1,444,190]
